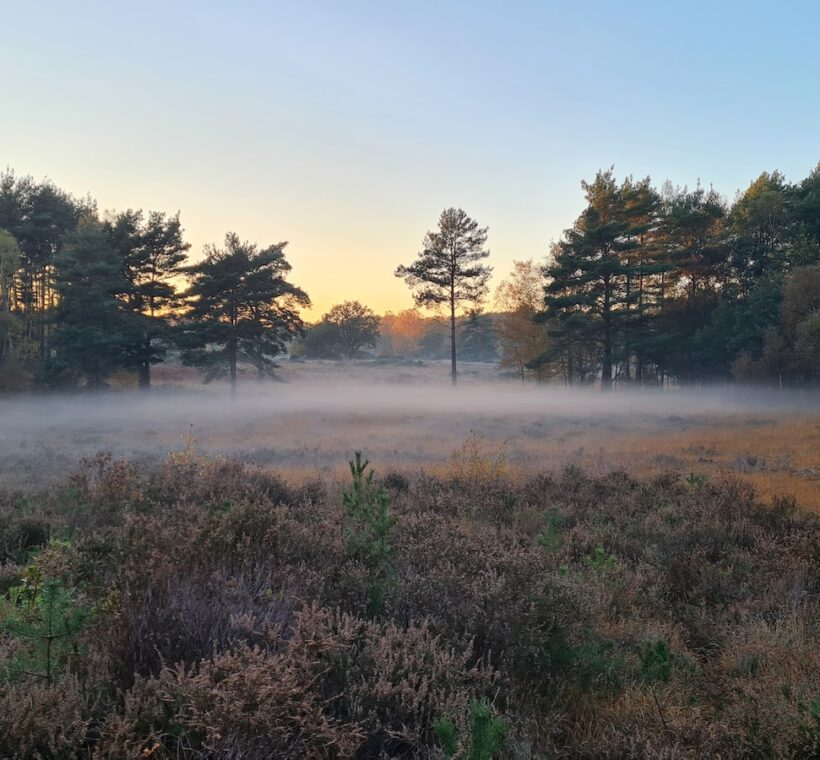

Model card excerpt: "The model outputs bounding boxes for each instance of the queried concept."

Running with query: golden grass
[155,409,820,513]
[511,414,820,512]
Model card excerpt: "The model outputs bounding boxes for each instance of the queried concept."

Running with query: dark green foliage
[536,508,565,551]
[584,544,618,573]
[297,319,343,358]
[538,170,651,390]
[342,452,394,614]
[434,714,459,756]
[342,452,394,567]
[434,700,508,759]
[182,232,310,395]
[0,229,21,370]
[466,699,508,760]
[0,171,90,377]
[1,574,90,685]
[320,300,381,359]
[459,309,498,362]
[640,638,675,684]
[537,164,820,388]
[640,638,675,734]
[52,222,132,388]
[107,209,190,388]
[798,695,820,759]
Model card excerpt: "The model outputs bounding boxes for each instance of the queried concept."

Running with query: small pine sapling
[640,638,675,735]
[537,508,566,551]
[434,699,508,759]
[342,451,395,614]
[1,577,91,685]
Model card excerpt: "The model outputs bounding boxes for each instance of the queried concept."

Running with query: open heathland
[0,440,818,757]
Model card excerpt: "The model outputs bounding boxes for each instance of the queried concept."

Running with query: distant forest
[0,164,818,392]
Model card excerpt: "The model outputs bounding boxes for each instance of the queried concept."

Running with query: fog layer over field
[1,380,815,436]
[3,371,819,493]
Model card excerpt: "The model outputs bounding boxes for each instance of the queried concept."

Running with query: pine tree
[396,208,491,385]
[0,229,21,365]
[182,233,310,396]
[539,171,640,390]
[109,209,190,389]
[0,172,89,369]
[618,176,664,383]
[655,184,729,382]
[52,221,131,389]
[459,309,497,362]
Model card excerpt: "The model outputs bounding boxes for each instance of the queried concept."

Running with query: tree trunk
[138,362,150,390]
[450,291,457,386]
[601,277,613,392]
[138,333,152,390]
[601,351,612,391]
[228,337,237,399]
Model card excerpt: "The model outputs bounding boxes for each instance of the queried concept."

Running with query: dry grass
[2,360,818,513]
[0,445,818,757]
[506,414,820,512]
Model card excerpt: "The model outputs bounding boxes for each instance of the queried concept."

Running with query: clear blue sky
[2,1,818,315]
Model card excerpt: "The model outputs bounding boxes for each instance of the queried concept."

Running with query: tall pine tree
[538,171,640,390]
[108,209,189,389]
[395,208,491,385]
[182,233,309,396]
[52,221,131,389]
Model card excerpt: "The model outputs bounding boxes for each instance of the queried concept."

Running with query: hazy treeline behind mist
[0,163,819,393]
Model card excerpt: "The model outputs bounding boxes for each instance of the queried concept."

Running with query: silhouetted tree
[459,309,497,362]
[539,171,642,390]
[0,230,21,365]
[322,300,380,359]
[396,208,491,385]
[182,233,309,396]
[0,171,89,368]
[52,222,131,389]
[108,209,190,389]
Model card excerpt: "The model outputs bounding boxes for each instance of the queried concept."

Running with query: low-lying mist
[3,373,819,494]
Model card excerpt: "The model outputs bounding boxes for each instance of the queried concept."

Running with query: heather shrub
[380,470,410,494]
[340,618,496,755]
[98,603,494,758]
[0,677,90,759]
[0,454,816,757]
[97,604,365,757]
[96,644,364,758]
[0,513,50,564]
[61,452,143,529]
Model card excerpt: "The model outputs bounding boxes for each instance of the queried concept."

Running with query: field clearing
[2,361,820,757]
[3,360,819,509]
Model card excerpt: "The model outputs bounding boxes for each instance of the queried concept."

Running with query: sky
[2,1,819,318]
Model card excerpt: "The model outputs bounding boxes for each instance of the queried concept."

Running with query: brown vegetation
[0,445,818,757]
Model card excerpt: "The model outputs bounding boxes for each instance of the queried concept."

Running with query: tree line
[392,167,820,388]
[535,168,820,388]
[0,163,818,392]
[0,171,309,394]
